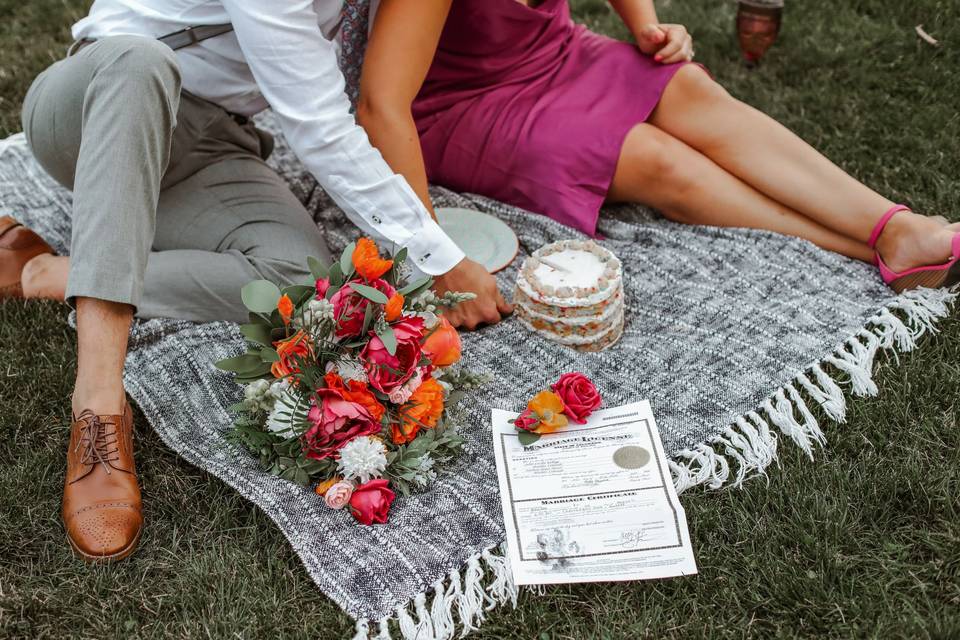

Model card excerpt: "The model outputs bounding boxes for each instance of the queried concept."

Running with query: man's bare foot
[21,254,69,300]
[875,211,958,273]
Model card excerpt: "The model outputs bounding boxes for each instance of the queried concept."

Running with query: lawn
[1,0,959,638]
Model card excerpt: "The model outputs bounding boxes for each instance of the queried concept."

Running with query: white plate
[435,207,520,273]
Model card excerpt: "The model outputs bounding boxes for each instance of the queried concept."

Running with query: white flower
[265,404,293,435]
[337,436,388,483]
[295,297,335,332]
[264,380,297,435]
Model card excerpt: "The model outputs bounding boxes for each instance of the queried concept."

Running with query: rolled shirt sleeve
[221,0,465,276]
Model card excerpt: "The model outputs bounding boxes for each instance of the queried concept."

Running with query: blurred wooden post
[736,0,784,67]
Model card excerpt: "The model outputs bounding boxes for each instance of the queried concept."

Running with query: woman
[357,0,959,292]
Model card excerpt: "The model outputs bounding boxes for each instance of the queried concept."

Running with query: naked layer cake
[514,239,624,352]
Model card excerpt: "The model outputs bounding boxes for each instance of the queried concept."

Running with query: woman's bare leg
[609,123,874,262]
[647,65,958,272]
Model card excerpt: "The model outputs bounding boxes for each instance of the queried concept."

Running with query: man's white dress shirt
[73,0,464,277]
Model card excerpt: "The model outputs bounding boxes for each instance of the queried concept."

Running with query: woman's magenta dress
[413,0,689,235]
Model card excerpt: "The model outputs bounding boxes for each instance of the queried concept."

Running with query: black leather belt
[68,23,233,57]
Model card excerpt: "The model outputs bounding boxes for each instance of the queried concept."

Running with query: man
[1,0,511,562]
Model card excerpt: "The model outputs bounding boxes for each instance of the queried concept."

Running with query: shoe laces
[74,411,120,474]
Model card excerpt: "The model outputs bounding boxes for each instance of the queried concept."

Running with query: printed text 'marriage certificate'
[491,401,698,585]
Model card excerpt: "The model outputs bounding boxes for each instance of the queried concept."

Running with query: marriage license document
[491,401,697,585]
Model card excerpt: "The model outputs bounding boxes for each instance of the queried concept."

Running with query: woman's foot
[874,210,958,273]
[21,253,70,300]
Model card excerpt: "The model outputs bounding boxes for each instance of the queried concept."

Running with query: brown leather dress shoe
[0,216,54,299]
[63,403,143,562]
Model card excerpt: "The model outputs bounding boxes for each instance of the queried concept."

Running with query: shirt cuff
[402,218,465,276]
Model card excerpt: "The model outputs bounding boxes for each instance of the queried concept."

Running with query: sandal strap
[867,204,911,250]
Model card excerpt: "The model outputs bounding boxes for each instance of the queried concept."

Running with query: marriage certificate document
[491,401,697,585]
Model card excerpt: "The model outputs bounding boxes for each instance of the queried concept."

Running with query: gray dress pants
[21,36,332,323]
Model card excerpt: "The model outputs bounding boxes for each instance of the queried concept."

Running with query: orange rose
[271,330,313,380]
[352,237,394,281]
[527,390,568,434]
[392,377,445,445]
[422,316,462,367]
[384,293,405,322]
[324,372,386,422]
[277,293,294,325]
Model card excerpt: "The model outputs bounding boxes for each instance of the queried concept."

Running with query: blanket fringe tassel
[351,286,956,640]
[352,541,518,640]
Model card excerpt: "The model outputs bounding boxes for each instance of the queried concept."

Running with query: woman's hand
[433,258,513,330]
[636,23,695,64]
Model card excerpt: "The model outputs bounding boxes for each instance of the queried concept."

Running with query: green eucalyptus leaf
[340,241,356,277]
[240,323,273,347]
[376,324,397,356]
[399,276,433,296]
[517,431,541,447]
[248,312,273,327]
[293,468,311,486]
[260,347,280,363]
[361,300,375,336]
[349,282,389,304]
[328,262,344,290]
[215,354,266,373]
[307,256,329,281]
[281,284,316,306]
[241,280,282,313]
[393,246,408,267]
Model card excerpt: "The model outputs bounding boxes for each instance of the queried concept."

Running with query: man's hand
[432,258,512,330]
[636,23,695,64]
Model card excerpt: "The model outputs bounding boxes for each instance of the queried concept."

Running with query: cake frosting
[514,240,624,351]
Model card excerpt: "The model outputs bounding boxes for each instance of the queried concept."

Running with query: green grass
[2,0,959,638]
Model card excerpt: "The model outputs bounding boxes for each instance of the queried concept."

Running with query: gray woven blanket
[0,120,954,639]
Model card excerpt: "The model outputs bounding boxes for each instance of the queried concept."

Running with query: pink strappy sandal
[867,204,960,293]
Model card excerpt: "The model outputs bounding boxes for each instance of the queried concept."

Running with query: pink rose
[349,479,396,525]
[315,277,330,299]
[324,481,354,510]
[387,367,424,405]
[361,316,425,394]
[330,277,397,338]
[551,372,602,424]
[303,386,381,460]
[512,408,540,432]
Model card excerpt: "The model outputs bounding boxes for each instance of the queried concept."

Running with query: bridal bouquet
[216,238,486,525]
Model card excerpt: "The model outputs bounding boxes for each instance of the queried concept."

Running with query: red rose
[315,277,330,299]
[512,408,540,432]
[361,316,425,394]
[551,372,602,424]
[303,385,381,460]
[330,277,397,338]
[349,479,396,525]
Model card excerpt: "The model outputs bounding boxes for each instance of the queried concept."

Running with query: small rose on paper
[509,372,602,445]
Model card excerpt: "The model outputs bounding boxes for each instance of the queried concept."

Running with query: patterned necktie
[338,0,371,112]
